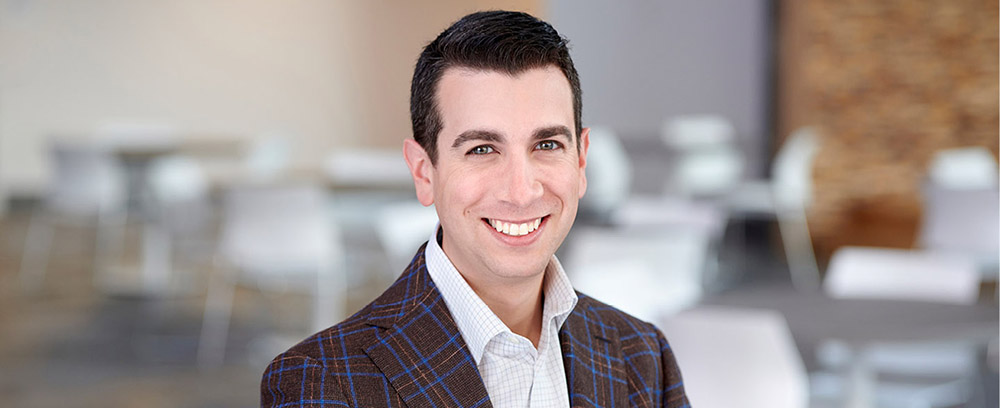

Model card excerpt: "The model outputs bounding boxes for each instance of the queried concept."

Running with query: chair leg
[141,221,172,294]
[846,347,876,408]
[19,211,53,293]
[778,207,821,291]
[198,261,236,368]
[93,208,126,288]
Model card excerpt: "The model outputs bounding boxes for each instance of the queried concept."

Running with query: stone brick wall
[777,0,998,267]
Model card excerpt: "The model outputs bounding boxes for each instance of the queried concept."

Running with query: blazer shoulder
[280,303,381,361]
[262,244,440,408]
[570,292,690,407]
[573,291,663,338]
[278,242,436,361]
[261,297,406,408]
[261,327,360,407]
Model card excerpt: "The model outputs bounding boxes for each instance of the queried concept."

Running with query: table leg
[142,221,171,295]
[846,347,874,408]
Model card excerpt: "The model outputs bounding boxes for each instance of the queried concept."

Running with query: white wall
[0,0,365,197]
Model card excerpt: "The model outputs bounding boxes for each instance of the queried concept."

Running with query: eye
[536,140,563,151]
[468,145,495,155]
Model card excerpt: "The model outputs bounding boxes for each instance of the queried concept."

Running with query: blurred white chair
[725,127,822,291]
[771,127,823,291]
[615,120,733,289]
[925,147,998,190]
[20,142,128,292]
[866,345,979,408]
[610,195,727,289]
[657,306,808,408]
[565,226,708,321]
[821,246,982,408]
[611,195,726,240]
[91,122,190,294]
[580,126,632,220]
[374,200,439,276]
[661,115,744,197]
[149,155,210,207]
[244,135,292,181]
[198,183,346,367]
[824,246,979,305]
[918,147,999,282]
[322,149,425,285]
[145,155,215,289]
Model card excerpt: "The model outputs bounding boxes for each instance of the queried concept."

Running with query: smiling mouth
[484,217,545,237]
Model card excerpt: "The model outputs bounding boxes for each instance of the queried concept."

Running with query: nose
[499,153,544,207]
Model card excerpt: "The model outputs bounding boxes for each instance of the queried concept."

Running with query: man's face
[404,65,589,286]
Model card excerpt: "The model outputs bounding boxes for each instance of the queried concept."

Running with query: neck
[438,230,548,347]
[466,274,545,347]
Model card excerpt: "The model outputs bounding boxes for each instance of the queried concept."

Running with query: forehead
[435,65,575,143]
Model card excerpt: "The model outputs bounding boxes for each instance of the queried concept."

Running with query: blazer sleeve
[261,352,348,407]
[656,327,691,407]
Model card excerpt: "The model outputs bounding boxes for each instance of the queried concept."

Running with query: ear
[577,127,591,198]
[403,138,435,206]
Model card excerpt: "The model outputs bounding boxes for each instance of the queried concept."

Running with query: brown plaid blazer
[261,244,690,407]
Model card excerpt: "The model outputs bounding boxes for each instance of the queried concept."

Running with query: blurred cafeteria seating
[0,117,997,407]
[2,117,997,408]
[2,2,996,407]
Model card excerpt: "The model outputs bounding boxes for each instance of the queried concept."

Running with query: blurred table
[105,134,245,296]
[703,286,997,348]
[702,285,998,408]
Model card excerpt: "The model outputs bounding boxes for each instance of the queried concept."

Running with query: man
[262,11,689,407]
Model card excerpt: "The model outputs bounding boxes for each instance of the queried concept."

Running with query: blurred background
[0,1,997,407]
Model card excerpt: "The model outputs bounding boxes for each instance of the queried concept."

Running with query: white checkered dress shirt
[425,227,578,408]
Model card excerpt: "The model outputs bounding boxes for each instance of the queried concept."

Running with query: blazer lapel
[364,248,493,408]
[560,297,629,408]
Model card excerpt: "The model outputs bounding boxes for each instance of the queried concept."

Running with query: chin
[487,255,551,280]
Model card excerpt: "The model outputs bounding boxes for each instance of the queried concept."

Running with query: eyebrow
[450,125,574,149]
[451,129,503,149]
[532,125,573,144]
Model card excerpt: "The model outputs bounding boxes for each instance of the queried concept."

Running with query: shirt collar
[424,225,578,364]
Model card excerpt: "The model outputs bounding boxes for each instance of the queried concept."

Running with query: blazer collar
[363,244,493,408]
[362,245,629,407]
[559,294,630,407]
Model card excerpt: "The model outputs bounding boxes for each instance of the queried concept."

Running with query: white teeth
[489,217,543,237]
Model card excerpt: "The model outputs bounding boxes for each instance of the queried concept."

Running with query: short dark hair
[410,10,582,164]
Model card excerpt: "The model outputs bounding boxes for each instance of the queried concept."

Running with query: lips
[486,217,543,237]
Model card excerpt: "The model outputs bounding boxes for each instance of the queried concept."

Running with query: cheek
[438,167,491,212]
[539,164,583,198]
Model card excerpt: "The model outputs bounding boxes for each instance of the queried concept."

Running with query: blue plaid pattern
[261,244,689,407]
